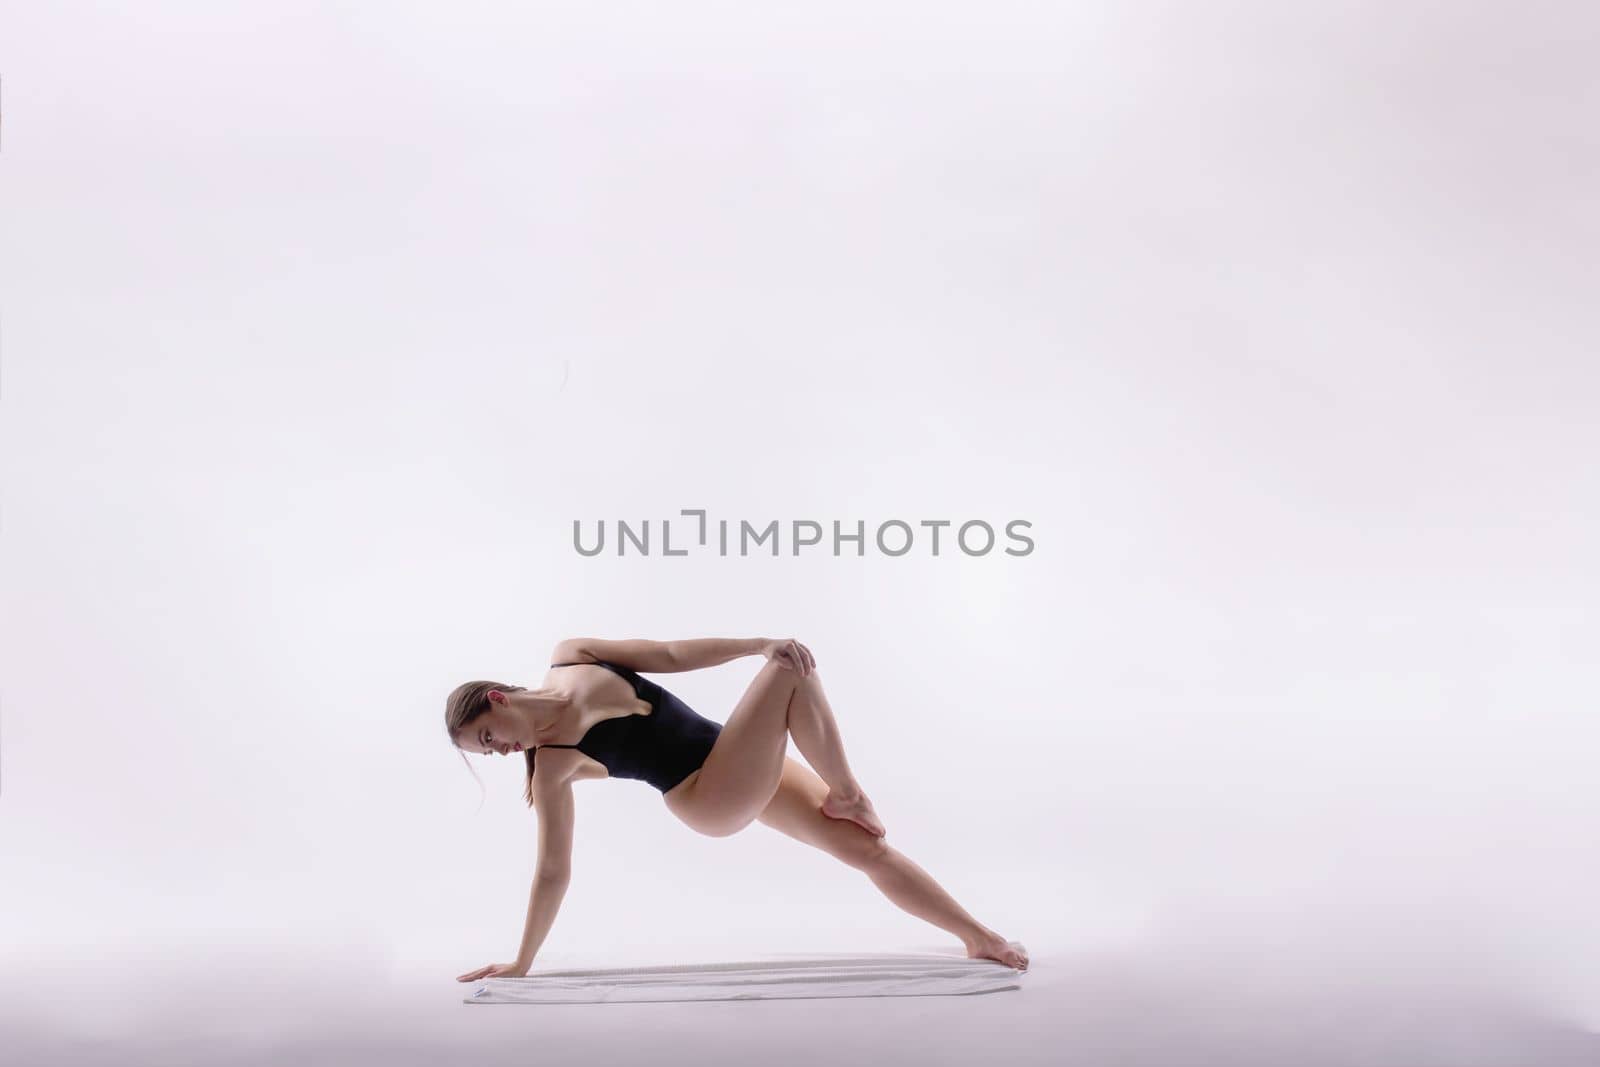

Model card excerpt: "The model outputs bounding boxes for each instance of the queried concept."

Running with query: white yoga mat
[462,951,1025,1004]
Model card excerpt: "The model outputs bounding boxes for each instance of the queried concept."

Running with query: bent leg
[676,659,803,836]
[784,669,860,797]
[785,669,886,837]
[674,661,884,838]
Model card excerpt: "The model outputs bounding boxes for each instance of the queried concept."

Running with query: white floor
[5,943,1599,1067]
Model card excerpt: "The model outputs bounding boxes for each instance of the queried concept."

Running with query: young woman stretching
[446,637,1029,980]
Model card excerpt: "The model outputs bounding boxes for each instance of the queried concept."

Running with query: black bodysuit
[535,660,723,793]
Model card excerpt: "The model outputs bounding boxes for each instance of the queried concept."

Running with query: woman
[446,636,1029,980]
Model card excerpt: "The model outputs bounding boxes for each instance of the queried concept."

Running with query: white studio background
[2,0,1598,1038]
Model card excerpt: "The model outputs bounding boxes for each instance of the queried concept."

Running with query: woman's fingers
[770,639,815,675]
[788,640,813,675]
[459,961,532,981]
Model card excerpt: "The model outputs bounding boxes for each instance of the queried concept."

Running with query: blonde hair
[444,679,539,808]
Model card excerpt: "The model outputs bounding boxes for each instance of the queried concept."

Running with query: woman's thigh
[669,658,803,836]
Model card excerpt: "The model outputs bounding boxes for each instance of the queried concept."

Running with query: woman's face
[462,691,527,757]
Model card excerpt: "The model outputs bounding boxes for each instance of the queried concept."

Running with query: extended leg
[757,758,1029,971]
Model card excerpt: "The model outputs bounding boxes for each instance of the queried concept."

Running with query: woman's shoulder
[548,638,600,665]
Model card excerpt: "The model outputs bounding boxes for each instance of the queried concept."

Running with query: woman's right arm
[457,772,575,981]
[459,867,568,981]
[515,772,577,965]
[457,770,576,981]
[514,869,570,967]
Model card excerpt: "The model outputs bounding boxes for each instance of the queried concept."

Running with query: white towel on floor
[462,951,1024,1004]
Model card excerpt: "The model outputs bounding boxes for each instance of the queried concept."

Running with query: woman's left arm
[665,637,770,672]
[551,636,767,673]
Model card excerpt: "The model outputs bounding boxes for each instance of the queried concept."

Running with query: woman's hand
[457,959,531,982]
[761,638,815,676]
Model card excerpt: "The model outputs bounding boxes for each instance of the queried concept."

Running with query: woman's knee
[760,657,809,695]
[832,828,893,870]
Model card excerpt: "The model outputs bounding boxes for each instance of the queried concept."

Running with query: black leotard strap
[532,660,720,792]
[541,662,604,750]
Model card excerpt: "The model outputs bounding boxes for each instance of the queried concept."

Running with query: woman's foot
[820,787,886,838]
[965,930,1029,972]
